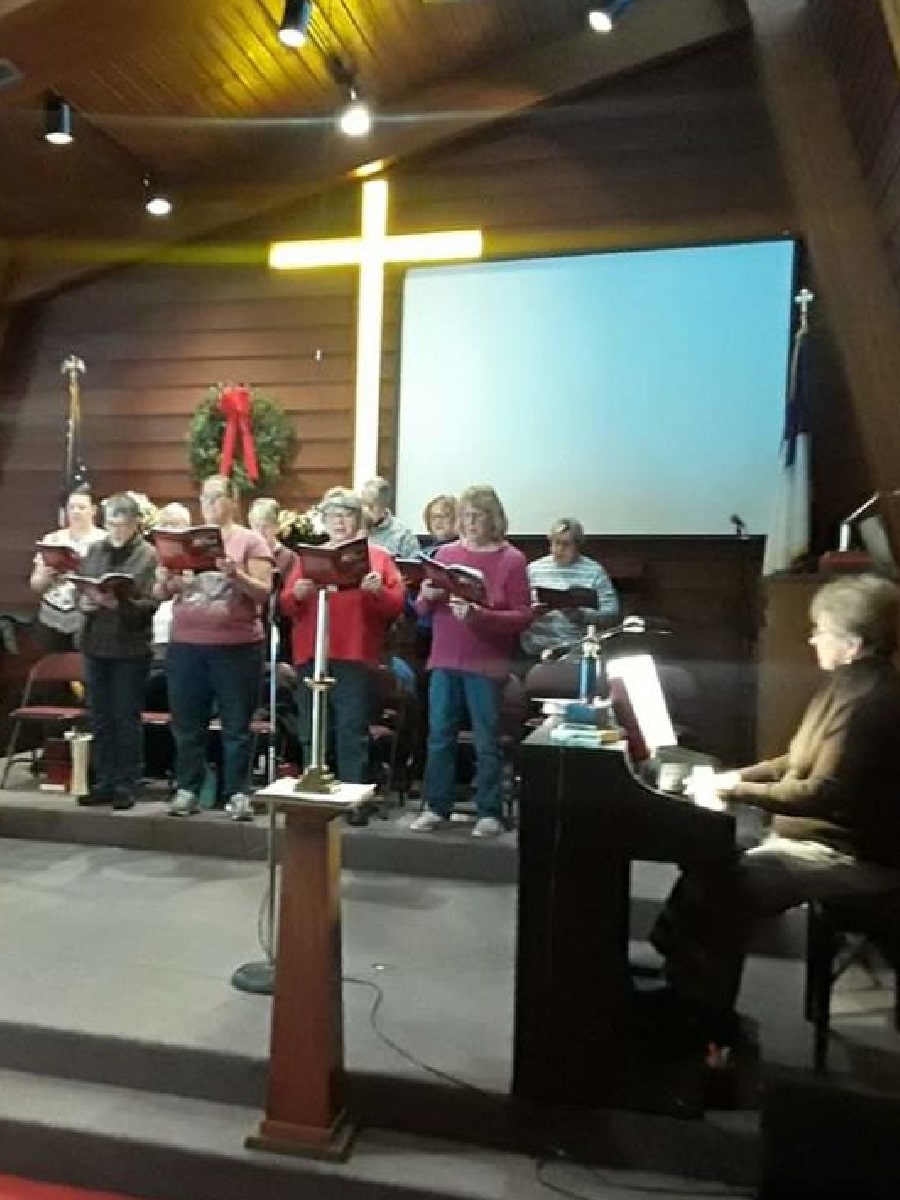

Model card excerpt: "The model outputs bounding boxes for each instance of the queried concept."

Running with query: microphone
[729,514,748,539]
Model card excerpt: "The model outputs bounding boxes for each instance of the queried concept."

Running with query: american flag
[762,299,811,575]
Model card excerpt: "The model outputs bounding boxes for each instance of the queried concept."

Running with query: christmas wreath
[188,384,293,493]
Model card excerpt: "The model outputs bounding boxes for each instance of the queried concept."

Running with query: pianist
[650,573,900,1048]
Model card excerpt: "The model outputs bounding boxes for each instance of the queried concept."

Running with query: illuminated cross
[269,178,483,487]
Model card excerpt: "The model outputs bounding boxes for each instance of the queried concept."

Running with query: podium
[246,779,373,1161]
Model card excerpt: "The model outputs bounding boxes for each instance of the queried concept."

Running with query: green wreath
[188,386,293,493]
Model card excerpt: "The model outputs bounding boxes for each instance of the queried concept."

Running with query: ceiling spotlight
[143,176,173,217]
[278,0,313,48]
[339,89,372,137]
[44,92,73,145]
[587,7,614,33]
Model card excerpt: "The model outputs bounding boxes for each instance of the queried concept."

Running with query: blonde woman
[412,485,530,838]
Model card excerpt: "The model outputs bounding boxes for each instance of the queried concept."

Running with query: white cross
[269,179,483,488]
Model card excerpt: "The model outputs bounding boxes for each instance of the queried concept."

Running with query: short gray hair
[104,493,141,523]
[361,476,391,505]
[156,502,191,529]
[248,497,280,526]
[550,517,585,546]
[810,574,899,657]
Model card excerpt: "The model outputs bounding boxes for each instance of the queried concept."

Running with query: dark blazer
[78,534,158,658]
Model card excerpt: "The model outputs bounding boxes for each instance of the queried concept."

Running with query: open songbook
[34,542,81,574]
[532,585,598,611]
[294,536,371,589]
[398,554,487,604]
[150,525,224,573]
[67,572,135,603]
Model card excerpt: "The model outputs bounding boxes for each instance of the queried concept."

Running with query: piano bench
[805,895,900,1074]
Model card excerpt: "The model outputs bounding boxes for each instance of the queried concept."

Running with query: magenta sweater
[415,541,531,679]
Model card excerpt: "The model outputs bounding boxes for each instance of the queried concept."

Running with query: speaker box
[760,1069,900,1200]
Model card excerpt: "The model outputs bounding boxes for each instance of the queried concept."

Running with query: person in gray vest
[361,476,419,558]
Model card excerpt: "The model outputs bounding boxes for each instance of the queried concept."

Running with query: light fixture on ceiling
[339,88,372,137]
[587,6,614,33]
[44,92,73,145]
[143,176,173,217]
[278,0,313,48]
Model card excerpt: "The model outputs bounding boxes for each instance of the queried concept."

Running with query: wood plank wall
[0,35,805,762]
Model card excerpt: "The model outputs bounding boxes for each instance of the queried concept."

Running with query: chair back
[28,652,84,686]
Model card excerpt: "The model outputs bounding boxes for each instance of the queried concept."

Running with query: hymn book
[417,556,487,605]
[532,585,598,611]
[34,542,81,574]
[67,572,136,603]
[150,525,225,573]
[294,535,371,589]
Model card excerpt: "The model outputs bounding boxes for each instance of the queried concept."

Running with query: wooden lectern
[246,780,372,1161]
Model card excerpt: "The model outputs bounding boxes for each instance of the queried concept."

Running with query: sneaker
[112,793,136,812]
[168,789,199,818]
[227,792,253,822]
[472,817,503,839]
[409,809,446,833]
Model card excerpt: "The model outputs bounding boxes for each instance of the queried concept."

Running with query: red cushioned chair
[1,652,86,788]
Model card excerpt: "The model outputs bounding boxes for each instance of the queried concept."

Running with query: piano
[513,728,736,1116]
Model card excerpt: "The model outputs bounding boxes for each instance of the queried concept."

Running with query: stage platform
[0,783,899,1200]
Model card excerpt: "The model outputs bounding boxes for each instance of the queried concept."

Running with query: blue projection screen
[394,240,796,535]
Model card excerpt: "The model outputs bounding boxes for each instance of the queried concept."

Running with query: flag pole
[59,354,86,520]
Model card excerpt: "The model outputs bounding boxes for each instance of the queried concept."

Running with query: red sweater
[280,542,404,667]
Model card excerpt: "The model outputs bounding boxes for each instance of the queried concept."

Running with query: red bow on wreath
[217,383,259,482]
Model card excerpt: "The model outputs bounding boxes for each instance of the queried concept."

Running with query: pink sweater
[415,541,531,679]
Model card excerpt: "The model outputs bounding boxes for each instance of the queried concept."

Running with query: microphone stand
[231,583,290,996]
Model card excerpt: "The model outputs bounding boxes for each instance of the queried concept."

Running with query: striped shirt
[521,553,619,657]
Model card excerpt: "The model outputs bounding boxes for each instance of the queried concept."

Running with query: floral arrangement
[277,505,327,548]
[188,385,293,493]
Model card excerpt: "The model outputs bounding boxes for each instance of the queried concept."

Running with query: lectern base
[247,1112,356,1162]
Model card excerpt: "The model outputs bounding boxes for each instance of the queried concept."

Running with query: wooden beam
[8,0,749,303]
[747,0,900,552]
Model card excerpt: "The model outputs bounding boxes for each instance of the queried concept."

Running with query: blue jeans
[84,653,151,798]
[423,669,503,820]
[167,642,262,799]
[296,659,373,783]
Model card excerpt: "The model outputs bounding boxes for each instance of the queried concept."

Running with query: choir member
[361,476,420,558]
[156,475,273,822]
[30,484,106,652]
[411,484,531,838]
[420,494,458,549]
[248,496,297,580]
[650,574,900,1054]
[77,493,158,810]
[280,487,404,783]
[521,517,619,661]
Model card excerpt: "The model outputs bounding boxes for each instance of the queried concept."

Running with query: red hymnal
[151,525,224,573]
[295,536,371,589]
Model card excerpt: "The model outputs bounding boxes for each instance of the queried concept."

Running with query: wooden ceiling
[0,0,749,300]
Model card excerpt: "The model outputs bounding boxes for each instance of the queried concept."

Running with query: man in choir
[521,517,619,661]
[650,574,900,1051]
[30,484,106,652]
[77,493,158,810]
[156,475,273,822]
[361,476,420,558]
[280,487,404,783]
[411,484,531,838]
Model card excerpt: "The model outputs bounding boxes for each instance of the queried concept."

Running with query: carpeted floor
[0,1178,133,1200]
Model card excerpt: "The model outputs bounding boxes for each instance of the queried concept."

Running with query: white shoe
[409,810,446,833]
[169,789,199,818]
[227,792,254,822]
[472,817,503,839]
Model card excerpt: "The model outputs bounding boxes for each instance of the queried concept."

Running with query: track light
[339,88,372,137]
[587,7,614,33]
[44,92,73,145]
[143,176,172,217]
[278,0,313,48]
